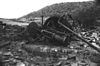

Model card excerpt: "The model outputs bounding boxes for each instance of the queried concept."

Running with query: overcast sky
[0,0,93,19]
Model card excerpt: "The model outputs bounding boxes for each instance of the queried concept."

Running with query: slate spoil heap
[0,20,100,66]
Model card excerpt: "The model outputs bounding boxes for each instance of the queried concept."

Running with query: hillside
[19,1,94,20]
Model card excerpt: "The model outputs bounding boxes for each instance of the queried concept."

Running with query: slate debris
[0,21,100,66]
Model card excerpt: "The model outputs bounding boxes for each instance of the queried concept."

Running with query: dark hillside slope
[19,1,94,19]
[19,1,100,29]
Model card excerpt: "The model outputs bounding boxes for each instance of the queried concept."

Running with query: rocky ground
[0,21,100,66]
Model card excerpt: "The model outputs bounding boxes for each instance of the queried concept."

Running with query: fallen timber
[58,21,100,53]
